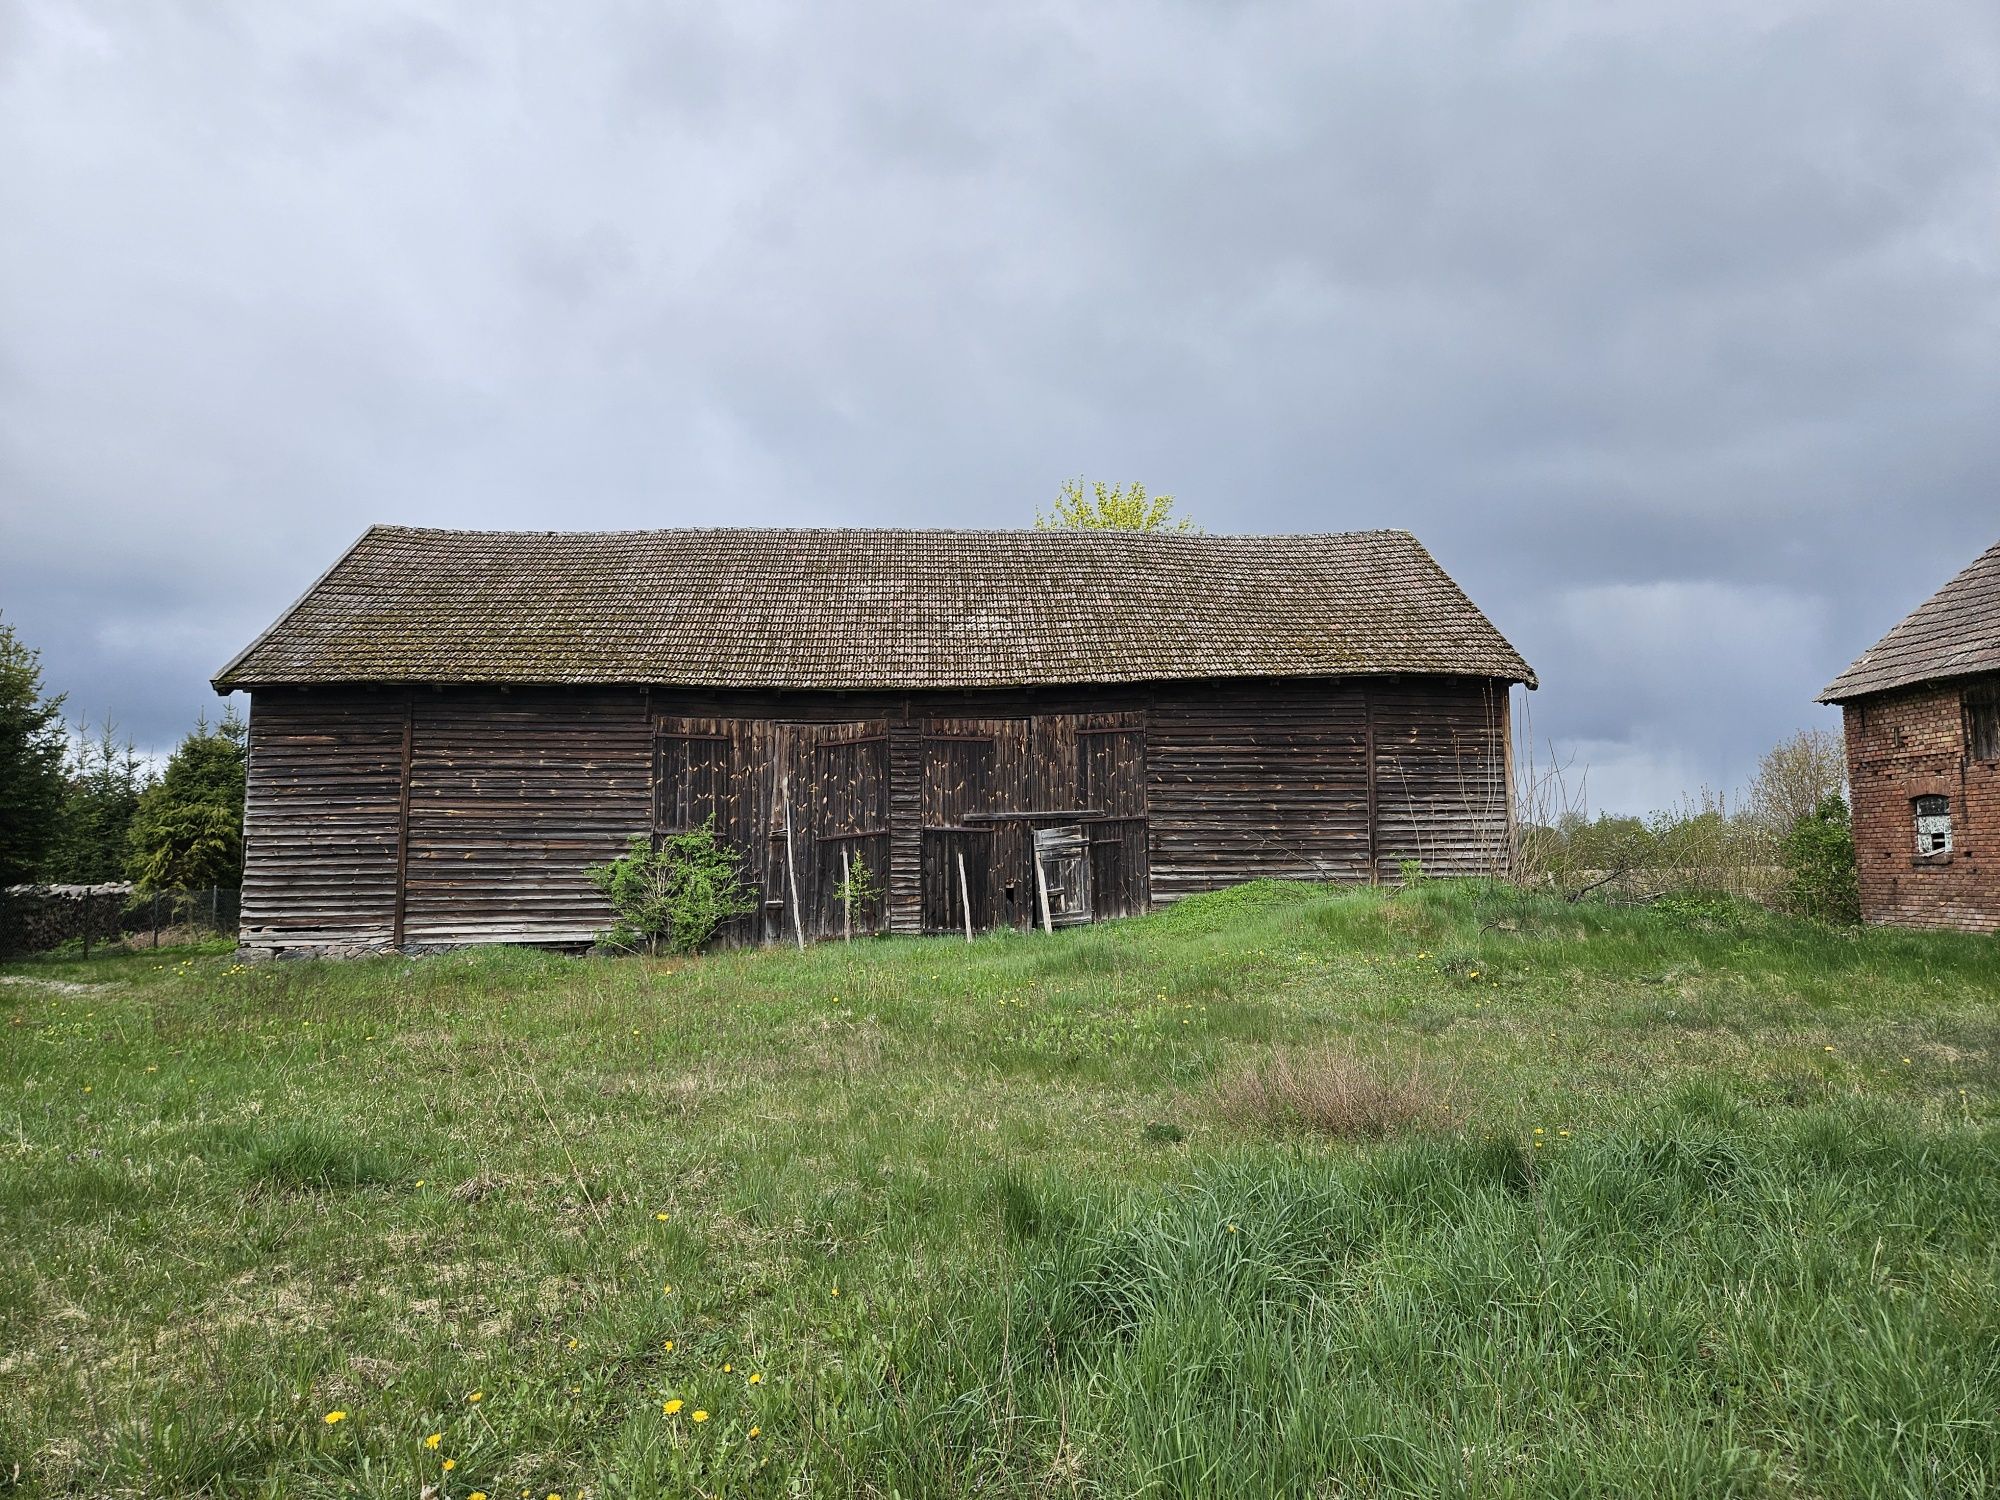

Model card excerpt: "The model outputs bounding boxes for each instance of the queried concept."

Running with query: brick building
[1819,538,2000,933]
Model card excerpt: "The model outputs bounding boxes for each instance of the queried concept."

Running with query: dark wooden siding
[239,676,1515,950]
[242,691,406,948]
[1370,677,1510,879]
[1148,684,1371,899]
[401,688,651,946]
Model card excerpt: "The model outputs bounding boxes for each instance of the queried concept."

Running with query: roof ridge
[363,523,1422,542]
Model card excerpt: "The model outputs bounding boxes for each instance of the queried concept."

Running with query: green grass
[2,881,1997,1497]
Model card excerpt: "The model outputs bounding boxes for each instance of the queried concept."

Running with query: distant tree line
[0,614,245,891]
[1515,728,1859,923]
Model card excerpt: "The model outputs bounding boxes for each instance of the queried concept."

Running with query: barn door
[769,722,888,941]
[655,716,769,943]
[1033,823,1092,927]
[808,724,889,937]
[1078,716,1148,917]
[922,718,1031,933]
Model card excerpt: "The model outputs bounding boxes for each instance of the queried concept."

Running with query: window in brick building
[1914,794,1953,856]
[1969,686,2000,761]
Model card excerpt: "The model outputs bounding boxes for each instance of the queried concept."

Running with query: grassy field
[3,880,1998,1498]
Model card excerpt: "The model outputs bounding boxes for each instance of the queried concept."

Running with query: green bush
[1781,793,1860,925]
[587,821,758,955]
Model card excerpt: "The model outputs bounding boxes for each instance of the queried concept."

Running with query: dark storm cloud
[3,0,1996,809]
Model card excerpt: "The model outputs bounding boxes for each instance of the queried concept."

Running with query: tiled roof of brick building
[215,525,1535,692]
[1820,538,2000,702]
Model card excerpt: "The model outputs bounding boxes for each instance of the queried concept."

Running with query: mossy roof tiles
[215,525,1536,692]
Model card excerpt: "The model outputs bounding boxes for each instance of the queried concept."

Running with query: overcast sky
[3,2,1996,813]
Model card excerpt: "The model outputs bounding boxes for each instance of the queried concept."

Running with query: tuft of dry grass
[1214,1047,1448,1139]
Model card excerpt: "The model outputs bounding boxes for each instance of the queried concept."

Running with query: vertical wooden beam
[392,689,414,948]
[887,717,923,934]
[1363,682,1379,884]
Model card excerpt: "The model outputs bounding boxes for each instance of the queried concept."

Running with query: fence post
[152,892,160,948]
[81,894,91,960]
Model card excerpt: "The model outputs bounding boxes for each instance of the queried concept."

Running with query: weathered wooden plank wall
[241,691,406,949]
[240,676,1514,950]
[1370,677,1510,879]
[1148,685,1371,899]
[403,688,651,946]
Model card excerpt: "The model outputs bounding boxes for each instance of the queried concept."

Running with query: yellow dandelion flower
[1824,1046,1835,1053]
[748,1425,761,1438]
[425,1432,441,1449]
[1903,1057,1913,1065]
[663,1399,683,1415]
[662,1283,673,1294]
[415,1179,426,1188]
[831,1285,840,1297]
[442,1458,457,1471]
[692,1409,709,1423]
[323,1410,347,1425]
[663,1339,674,1352]
[723,1363,733,1373]
[1533,1128,1544,1135]
[468,1390,484,1402]
[748,1372,763,1385]
[1468,971,1480,979]
[655,1212,669,1221]
[566,1338,578,1349]
[1226,1224,1238,1234]
[470,1493,487,1500]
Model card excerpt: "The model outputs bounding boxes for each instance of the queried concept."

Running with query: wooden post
[957,850,973,943]
[1033,851,1054,935]
[151,892,160,948]
[1364,685,1379,884]
[393,692,414,948]
[781,774,806,951]
[841,848,852,943]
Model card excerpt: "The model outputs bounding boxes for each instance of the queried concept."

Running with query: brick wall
[1841,673,2000,933]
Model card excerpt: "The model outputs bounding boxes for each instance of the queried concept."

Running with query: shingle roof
[214,525,1535,692]
[1820,538,2000,703]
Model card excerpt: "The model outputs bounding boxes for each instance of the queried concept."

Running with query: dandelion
[831,1285,840,1297]
[1468,971,1480,979]
[663,1340,674,1352]
[566,1338,578,1349]
[470,1493,487,1500]
[1226,1223,1238,1235]
[415,1179,426,1188]
[692,1410,709,1423]
[442,1459,457,1471]
[425,1432,442,1449]
[1533,1128,1544,1135]
[748,1425,761,1438]
[655,1212,669,1221]
[1903,1057,1913,1065]
[748,1372,763,1385]
[663,1399,684,1414]
[1558,1130,1572,1138]
[468,1391,484,1402]
[723,1363,733,1374]
[323,1411,347,1425]
[662,1283,673,1294]
[1824,1046,1835,1053]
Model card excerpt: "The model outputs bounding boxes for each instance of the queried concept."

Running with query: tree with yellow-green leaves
[1034,479,1199,534]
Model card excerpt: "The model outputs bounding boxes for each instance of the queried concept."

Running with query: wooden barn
[214,526,1535,954]
[1820,537,2000,933]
